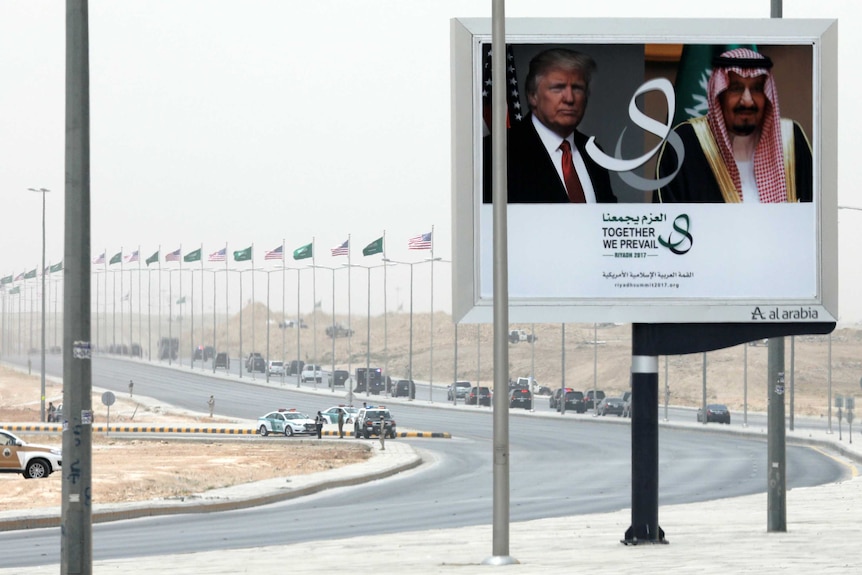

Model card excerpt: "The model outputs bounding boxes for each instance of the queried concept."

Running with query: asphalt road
[0,354,850,568]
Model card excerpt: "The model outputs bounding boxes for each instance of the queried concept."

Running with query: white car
[267,361,285,376]
[320,405,360,424]
[256,409,317,437]
[301,364,324,383]
[0,429,62,478]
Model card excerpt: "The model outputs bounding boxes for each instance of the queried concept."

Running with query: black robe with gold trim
[653,118,813,204]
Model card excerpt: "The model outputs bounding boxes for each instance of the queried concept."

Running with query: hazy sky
[2,1,860,320]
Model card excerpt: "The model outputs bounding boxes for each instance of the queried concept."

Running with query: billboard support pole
[624,324,666,545]
[482,0,517,566]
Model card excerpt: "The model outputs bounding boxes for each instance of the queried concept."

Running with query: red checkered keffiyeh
[706,48,786,203]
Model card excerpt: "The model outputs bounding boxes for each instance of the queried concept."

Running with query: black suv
[466,386,492,406]
[214,352,230,370]
[557,390,586,413]
[508,387,532,409]
[393,379,415,398]
[353,407,396,439]
[330,370,349,387]
[245,353,266,373]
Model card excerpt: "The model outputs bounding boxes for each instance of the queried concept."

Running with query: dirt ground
[0,366,369,512]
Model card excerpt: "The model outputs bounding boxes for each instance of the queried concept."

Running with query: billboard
[451,18,838,325]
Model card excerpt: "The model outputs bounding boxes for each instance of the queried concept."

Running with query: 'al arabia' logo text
[584,78,684,192]
[657,214,693,255]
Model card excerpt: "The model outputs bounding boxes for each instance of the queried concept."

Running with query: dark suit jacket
[483,116,617,203]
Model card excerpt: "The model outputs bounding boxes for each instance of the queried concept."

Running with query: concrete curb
[0,423,450,438]
[0,441,421,532]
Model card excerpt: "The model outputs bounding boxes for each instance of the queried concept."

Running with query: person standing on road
[128,379,134,397]
[47,402,56,423]
[315,411,325,439]
[207,395,215,418]
[337,410,345,439]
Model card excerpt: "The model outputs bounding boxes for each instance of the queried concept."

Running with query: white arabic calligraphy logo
[584,78,684,192]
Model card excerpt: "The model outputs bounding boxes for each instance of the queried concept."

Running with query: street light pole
[28,187,49,422]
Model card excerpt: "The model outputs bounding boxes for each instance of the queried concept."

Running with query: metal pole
[266,271,271,383]
[28,187,49,422]
[744,343,749,427]
[238,270,243,378]
[767,337,787,532]
[663,355,669,421]
[331,268,335,392]
[530,323,535,391]
[408,264,413,392]
[366,267,371,399]
[560,324,566,415]
[477,324,481,408]
[62,1,93,570]
[296,269,301,389]
[789,336,795,431]
[593,323,598,403]
[701,352,707,424]
[827,333,832,433]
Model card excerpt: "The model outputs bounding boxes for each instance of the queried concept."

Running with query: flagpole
[147,249,151,361]
[200,243,204,370]
[281,238,286,383]
[178,244,183,368]
[190,250,195,369]
[347,233,352,402]
[295,262,301,388]
[312,236,317,388]
[168,250,173,367]
[429,226,434,403]
[157,246,161,362]
[119,248,124,351]
[383,230,389,396]
[251,243,256,379]
[224,242,229,373]
[137,246,142,359]
[211,247,217,374]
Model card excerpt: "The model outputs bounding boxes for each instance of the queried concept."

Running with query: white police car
[257,409,317,437]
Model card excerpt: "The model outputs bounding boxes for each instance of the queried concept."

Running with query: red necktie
[560,140,586,203]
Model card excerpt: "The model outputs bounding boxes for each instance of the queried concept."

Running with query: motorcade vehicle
[214,352,230,370]
[354,367,384,394]
[508,329,537,344]
[245,352,266,373]
[508,387,532,409]
[301,364,325,383]
[257,409,317,437]
[329,369,349,387]
[267,361,285,376]
[466,386,492,406]
[353,406,397,439]
[320,405,360,424]
[584,389,606,410]
[549,387,573,410]
[516,376,551,396]
[557,390,585,413]
[597,397,626,416]
[193,345,214,361]
[697,404,731,424]
[325,323,354,338]
[0,429,62,478]
[287,360,305,376]
[393,379,415,398]
[447,381,472,400]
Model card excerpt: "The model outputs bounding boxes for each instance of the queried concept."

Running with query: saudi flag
[233,246,252,262]
[146,251,159,266]
[184,248,202,263]
[176,296,186,305]
[24,268,37,279]
[0,275,12,285]
[362,237,383,257]
[293,243,313,260]
[49,262,63,273]
[109,251,123,265]
[9,286,20,295]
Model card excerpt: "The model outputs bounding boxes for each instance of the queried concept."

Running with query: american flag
[408,232,433,251]
[264,245,284,261]
[125,250,140,263]
[208,247,227,262]
[481,43,522,133]
[14,271,25,281]
[92,252,106,265]
[330,239,349,257]
[165,248,182,262]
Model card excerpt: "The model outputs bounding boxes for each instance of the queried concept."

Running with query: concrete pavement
[1,419,860,574]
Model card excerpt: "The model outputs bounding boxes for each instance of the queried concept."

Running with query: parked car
[584,389,606,410]
[257,409,316,437]
[508,387,532,409]
[267,360,285,376]
[0,429,62,478]
[447,381,472,400]
[557,390,585,413]
[466,386,492,406]
[697,404,731,424]
[597,397,626,416]
[301,364,324,383]
[329,369,349,388]
[353,407,397,439]
[549,387,573,410]
[214,352,230,370]
[320,405,359,424]
[393,379,415,398]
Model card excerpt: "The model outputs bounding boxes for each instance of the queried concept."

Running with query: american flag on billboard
[165,248,182,262]
[264,245,284,261]
[408,232,433,251]
[330,239,349,257]
[208,247,227,262]
[92,252,106,265]
[125,250,140,263]
[482,43,522,133]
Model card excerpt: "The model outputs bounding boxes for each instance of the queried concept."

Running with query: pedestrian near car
[315,411,325,439]
[337,410,345,439]
[47,402,56,423]
[379,414,386,451]
[207,395,215,418]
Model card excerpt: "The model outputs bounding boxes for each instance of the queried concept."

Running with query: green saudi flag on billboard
[293,243,313,260]
[362,237,383,256]
[184,248,202,263]
[233,246,252,262]
[146,250,159,266]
